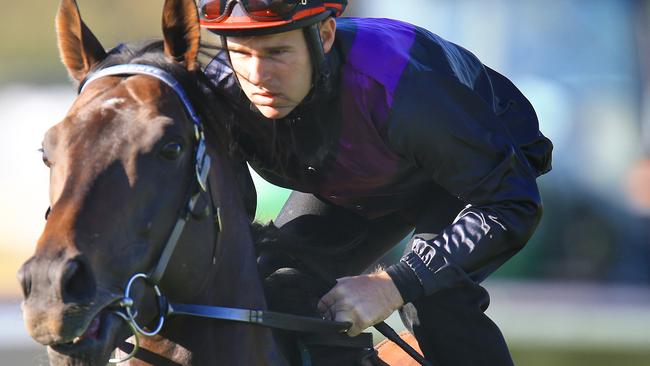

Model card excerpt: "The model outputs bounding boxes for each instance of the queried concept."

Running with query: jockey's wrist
[386,261,424,304]
[373,270,405,309]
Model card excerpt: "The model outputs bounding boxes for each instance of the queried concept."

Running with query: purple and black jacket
[199,18,553,302]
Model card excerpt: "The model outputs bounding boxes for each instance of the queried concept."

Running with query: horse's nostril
[61,259,96,304]
[17,263,32,299]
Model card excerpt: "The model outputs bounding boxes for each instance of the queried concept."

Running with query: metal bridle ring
[121,273,165,337]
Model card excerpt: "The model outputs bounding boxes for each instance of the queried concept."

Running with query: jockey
[197,0,553,364]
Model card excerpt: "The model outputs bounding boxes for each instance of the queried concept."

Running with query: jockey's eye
[159,141,184,160]
[38,148,52,168]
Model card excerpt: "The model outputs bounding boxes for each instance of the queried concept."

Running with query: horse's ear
[162,0,200,71]
[55,0,107,82]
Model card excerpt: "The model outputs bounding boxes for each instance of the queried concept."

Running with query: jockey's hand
[317,271,404,337]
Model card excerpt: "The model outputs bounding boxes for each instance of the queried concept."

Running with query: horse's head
[17,0,223,364]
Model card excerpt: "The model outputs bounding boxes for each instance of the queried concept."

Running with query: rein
[78,64,352,364]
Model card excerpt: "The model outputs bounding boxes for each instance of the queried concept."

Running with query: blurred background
[1,0,649,365]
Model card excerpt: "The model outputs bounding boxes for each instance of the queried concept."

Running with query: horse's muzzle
[18,252,99,345]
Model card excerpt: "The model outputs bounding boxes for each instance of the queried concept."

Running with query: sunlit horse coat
[198,17,553,304]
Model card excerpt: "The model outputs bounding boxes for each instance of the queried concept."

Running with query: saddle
[253,223,386,366]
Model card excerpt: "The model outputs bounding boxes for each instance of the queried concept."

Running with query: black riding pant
[270,190,515,366]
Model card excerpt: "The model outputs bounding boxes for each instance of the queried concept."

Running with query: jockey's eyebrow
[227,41,293,56]
[264,45,292,53]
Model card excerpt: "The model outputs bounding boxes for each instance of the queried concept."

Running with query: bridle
[77,64,352,364]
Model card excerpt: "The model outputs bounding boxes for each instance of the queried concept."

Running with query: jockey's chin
[255,104,296,119]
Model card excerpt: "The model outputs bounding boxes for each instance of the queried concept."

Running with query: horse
[17,0,287,364]
[17,0,426,365]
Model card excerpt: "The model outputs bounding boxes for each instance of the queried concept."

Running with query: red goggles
[200,0,306,22]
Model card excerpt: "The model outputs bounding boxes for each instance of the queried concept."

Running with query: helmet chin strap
[303,21,332,93]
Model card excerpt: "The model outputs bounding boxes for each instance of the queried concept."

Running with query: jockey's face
[227,19,336,119]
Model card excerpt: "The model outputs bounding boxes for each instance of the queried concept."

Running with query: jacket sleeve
[385,74,544,303]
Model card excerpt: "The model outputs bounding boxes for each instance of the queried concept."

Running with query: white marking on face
[103,97,127,108]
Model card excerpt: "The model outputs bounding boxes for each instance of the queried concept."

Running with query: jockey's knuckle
[352,307,365,319]
[358,314,374,327]
[334,285,350,297]
[338,297,354,309]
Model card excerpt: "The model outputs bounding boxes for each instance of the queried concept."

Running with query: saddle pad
[375,331,423,366]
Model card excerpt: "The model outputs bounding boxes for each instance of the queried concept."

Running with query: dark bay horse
[17,0,286,364]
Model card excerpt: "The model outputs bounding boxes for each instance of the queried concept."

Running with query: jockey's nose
[247,55,269,86]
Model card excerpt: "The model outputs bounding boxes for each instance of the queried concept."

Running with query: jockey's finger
[316,293,333,314]
[344,320,363,337]
[320,306,335,321]
[324,307,361,337]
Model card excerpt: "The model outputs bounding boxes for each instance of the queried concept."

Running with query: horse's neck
[207,141,267,308]
[127,149,286,365]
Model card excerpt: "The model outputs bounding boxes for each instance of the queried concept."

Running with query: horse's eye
[159,142,184,160]
[38,148,52,168]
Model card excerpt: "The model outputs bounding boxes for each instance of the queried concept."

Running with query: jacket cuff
[385,260,423,304]
[400,252,439,295]
[394,251,475,302]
